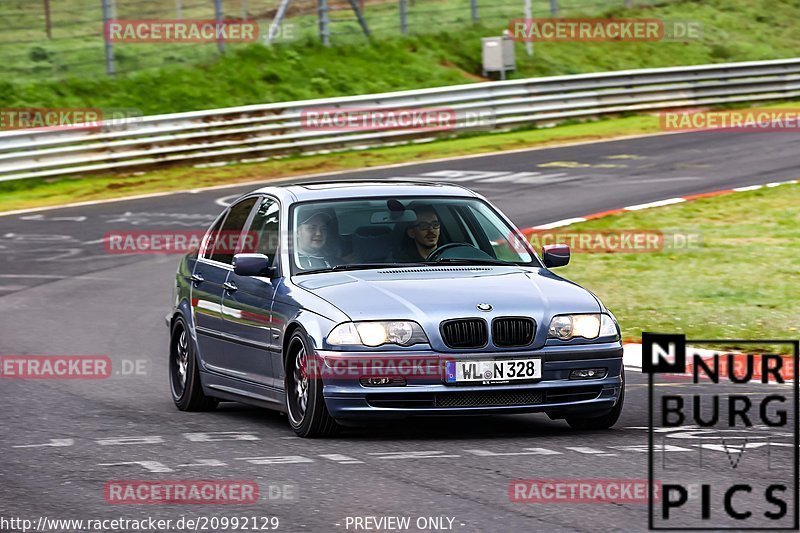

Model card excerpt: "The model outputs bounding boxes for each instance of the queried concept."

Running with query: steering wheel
[425,242,483,262]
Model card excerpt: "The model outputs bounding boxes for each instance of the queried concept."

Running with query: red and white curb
[532,179,799,230]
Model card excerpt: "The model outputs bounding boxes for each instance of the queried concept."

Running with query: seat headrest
[354,225,392,237]
[351,225,392,261]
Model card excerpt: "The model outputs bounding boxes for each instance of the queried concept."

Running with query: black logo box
[644,334,799,531]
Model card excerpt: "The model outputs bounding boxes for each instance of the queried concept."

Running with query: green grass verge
[552,183,800,344]
[3,0,799,112]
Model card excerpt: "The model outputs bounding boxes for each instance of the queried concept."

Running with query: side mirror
[542,244,570,268]
[233,253,274,277]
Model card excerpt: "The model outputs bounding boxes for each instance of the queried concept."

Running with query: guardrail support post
[470,0,478,23]
[214,0,225,53]
[549,0,558,17]
[101,0,116,75]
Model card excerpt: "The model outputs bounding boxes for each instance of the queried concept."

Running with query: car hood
[293,266,600,346]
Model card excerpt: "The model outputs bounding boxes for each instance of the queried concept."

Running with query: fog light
[359,377,407,387]
[569,368,607,380]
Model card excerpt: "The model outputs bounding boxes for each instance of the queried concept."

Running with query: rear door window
[209,197,258,264]
[246,196,281,265]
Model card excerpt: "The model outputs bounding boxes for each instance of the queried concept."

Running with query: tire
[169,316,219,412]
[566,368,625,430]
[284,330,340,438]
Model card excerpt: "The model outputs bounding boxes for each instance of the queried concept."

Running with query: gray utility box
[482,35,515,79]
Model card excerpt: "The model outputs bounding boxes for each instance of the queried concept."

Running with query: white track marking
[608,444,693,453]
[482,172,570,184]
[183,431,260,442]
[623,198,685,210]
[96,436,165,446]
[481,172,542,183]
[533,217,587,230]
[81,237,109,245]
[368,451,460,459]
[465,448,562,456]
[13,439,74,448]
[733,185,764,191]
[98,461,173,473]
[510,173,578,185]
[18,214,87,222]
[2,233,76,242]
[419,170,507,182]
[319,454,364,464]
[215,193,243,207]
[176,459,228,467]
[236,456,314,464]
[565,446,617,457]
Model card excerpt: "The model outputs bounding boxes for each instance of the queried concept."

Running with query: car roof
[248,180,479,203]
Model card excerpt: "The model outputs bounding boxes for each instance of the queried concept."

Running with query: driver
[395,204,440,262]
[296,209,340,269]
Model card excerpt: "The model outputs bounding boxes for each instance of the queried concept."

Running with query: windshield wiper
[296,259,517,275]
[297,262,428,275]
[330,262,429,271]
[425,258,515,266]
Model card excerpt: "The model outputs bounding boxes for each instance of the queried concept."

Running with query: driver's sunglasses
[414,221,441,231]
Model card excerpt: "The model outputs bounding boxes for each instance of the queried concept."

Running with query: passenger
[395,204,441,262]
[296,210,340,269]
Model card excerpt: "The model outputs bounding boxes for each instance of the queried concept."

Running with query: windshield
[290,196,537,273]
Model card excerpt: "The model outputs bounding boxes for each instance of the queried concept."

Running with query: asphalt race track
[1,130,798,532]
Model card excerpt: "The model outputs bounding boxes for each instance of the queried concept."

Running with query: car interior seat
[351,225,393,262]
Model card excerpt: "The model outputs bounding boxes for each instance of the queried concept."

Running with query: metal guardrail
[1,58,799,182]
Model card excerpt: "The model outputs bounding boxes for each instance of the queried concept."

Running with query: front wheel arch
[283,327,339,438]
[282,322,303,369]
[169,315,218,412]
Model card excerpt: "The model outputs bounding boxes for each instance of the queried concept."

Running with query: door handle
[223,281,238,292]
[190,273,204,284]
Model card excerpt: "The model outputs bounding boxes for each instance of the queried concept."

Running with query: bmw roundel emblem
[476,303,493,312]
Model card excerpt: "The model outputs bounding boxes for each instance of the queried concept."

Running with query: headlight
[328,321,428,347]
[547,313,618,340]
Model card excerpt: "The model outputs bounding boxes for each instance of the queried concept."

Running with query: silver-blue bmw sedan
[167,181,624,437]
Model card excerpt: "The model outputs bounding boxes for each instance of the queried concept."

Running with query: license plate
[445,358,542,383]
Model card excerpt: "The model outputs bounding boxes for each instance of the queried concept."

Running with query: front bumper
[317,342,623,419]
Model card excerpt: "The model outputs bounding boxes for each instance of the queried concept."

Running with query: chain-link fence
[1,0,668,80]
